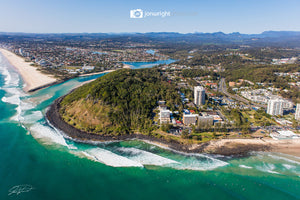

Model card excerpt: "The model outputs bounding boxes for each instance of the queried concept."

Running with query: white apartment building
[194,86,205,106]
[160,110,170,124]
[267,99,283,116]
[295,104,300,121]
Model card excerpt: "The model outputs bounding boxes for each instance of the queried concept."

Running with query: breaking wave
[256,163,280,174]
[85,148,143,167]
[29,123,68,147]
[239,165,253,169]
[267,154,300,165]
[117,147,178,166]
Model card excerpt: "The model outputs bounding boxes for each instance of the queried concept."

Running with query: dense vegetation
[60,68,182,135]
[224,64,300,84]
[180,69,219,79]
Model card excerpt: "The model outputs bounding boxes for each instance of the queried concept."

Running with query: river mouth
[0,55,231,171]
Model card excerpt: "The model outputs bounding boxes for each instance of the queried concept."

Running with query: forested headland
[59,68,182,136]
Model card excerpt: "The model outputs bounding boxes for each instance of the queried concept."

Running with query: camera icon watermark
[130,9,171,19]
[130,9,143,18]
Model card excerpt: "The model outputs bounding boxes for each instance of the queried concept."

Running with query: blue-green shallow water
[123,59,176,69]
[1,53,300,200]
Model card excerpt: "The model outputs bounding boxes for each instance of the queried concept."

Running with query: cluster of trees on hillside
[280,87,300,104]
[224,64,300,88]
[180,69,219,79]
[60,68,183,135]
[246,48,300,60]
[176,54,248,66]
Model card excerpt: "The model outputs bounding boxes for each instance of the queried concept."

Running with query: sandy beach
[0,48,57,92]
[271,139,300,157]
[79,69,116,77]
[79,64,131,77]
[199,138,300,157]
[122,64,132,69]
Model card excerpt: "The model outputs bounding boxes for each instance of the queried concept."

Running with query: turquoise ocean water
[1,53,300,200]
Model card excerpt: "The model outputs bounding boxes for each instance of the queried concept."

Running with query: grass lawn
[241,110,276,126]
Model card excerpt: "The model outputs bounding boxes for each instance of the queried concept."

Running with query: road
[218,78,266,109]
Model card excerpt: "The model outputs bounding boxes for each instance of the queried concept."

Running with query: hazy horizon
[0,30,299,35]
[0,0,299,34]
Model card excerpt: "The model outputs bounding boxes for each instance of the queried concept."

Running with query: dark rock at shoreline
[28,80,65,92]
[46,96,270,156]
[46,96,198,152]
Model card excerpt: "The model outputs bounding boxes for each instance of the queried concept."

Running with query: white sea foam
[29,124,68,147]
[75,151,98,161]
[67,144,78,150]
[1,66,20,87]
[1,87,29,122]
[2,88,23,105]
[256,163,280,174]
[282,164,296,170]
[8,71,19,87]
[266,170,280,174]
[11,100,36,122]
[20,100,35,111]
[86,148,143,167]
[277,153,300,161]
[0,56,71,151]
[165,152,229,171]
[117,147,178,166]
[1,94,20,105]
[1,93,22,122]
[0,67,35,122]
[21,111,44,124]
[169,156,229,171]
[141,140,173,151]
[0,64,27,122]
[171,151,229,166]
[141,140,229,170]
[268,154,300,165]
[2,67,11,85]
[239,165,253,169]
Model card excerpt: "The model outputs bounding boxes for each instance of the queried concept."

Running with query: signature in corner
[8,184,34,196]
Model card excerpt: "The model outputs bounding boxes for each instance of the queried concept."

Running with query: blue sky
[0,0,299,33]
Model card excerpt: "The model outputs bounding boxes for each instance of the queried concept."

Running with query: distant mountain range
[1,31,300,47]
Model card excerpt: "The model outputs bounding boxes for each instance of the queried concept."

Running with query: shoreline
[79,64,131,77]
[122,64,132,69]
[0,48,133,92]
[45,95,300,156]
[46,96,199,153]
[0,48,58,92]
[79,69,116,77]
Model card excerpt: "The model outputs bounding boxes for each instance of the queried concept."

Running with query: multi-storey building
[295,104,300,121]
[194,86,205,106]
[267,99,283,116]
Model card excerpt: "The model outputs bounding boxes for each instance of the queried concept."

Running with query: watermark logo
[130,9,143,18]
[130,9,171,18]
[8,184,34,196]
